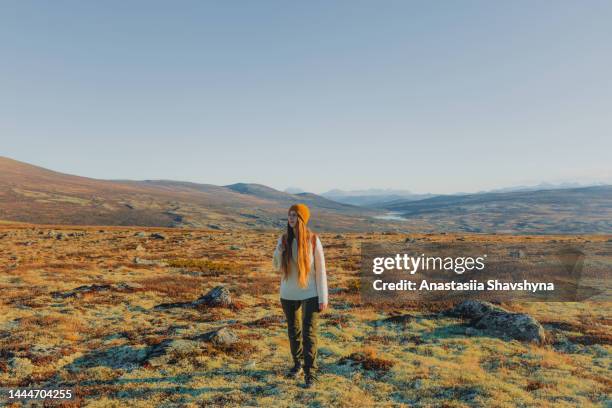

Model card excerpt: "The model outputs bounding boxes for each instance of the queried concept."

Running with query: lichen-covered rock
[197,327,238,346]
[449,300,546,344]
[193,285,232,307]
[51,284,112,299]
[474,310,546,344]
[146,339,201,367]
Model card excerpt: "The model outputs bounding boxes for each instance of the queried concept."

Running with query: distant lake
[374,212,407,221]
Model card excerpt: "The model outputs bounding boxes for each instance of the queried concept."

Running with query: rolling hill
[0,157,384,231]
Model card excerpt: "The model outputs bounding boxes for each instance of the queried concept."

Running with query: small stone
[197,327,238,346]
[509,249,526,259]
[114,282,144,291]
[133,257,167,266]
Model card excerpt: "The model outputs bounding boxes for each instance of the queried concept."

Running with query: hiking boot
[285,362,303,379]
[304,371,320,388]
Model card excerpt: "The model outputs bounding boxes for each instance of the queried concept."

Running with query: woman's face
[288,210,298,229]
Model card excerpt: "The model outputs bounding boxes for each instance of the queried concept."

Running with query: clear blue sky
[2,1,611,194]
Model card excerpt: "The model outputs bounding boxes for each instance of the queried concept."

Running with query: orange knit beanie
[289,203,310,225]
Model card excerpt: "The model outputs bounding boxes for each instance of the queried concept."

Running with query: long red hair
[280,217,316,288]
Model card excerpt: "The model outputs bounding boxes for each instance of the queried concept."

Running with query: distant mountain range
[0,157,610,233]
[284,187,305,194]
[321,188,436,206]
[379,186,612,234]
[321,183,609,207]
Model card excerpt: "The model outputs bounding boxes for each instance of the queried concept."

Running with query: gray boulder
[474,310,546,344]
[196,327,238,346]
[146,339,201,366]
[449,300,545,344]
[154,285,232,310]
[193,285,232,307]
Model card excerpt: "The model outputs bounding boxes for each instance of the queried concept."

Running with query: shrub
[166,258,242,274]
[339,347,395,372]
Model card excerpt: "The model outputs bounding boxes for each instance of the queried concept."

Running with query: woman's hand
[319,303,328,312]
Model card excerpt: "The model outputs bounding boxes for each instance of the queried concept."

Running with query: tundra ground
[0,225,610,407]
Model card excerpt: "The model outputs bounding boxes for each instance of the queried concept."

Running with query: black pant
[280,296,320,373]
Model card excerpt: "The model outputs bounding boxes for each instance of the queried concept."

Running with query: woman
[273,203,328,389]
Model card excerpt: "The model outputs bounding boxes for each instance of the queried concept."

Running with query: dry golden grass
[0,224,609,407]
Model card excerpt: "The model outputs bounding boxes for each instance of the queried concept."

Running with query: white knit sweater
[272,234,328,304]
